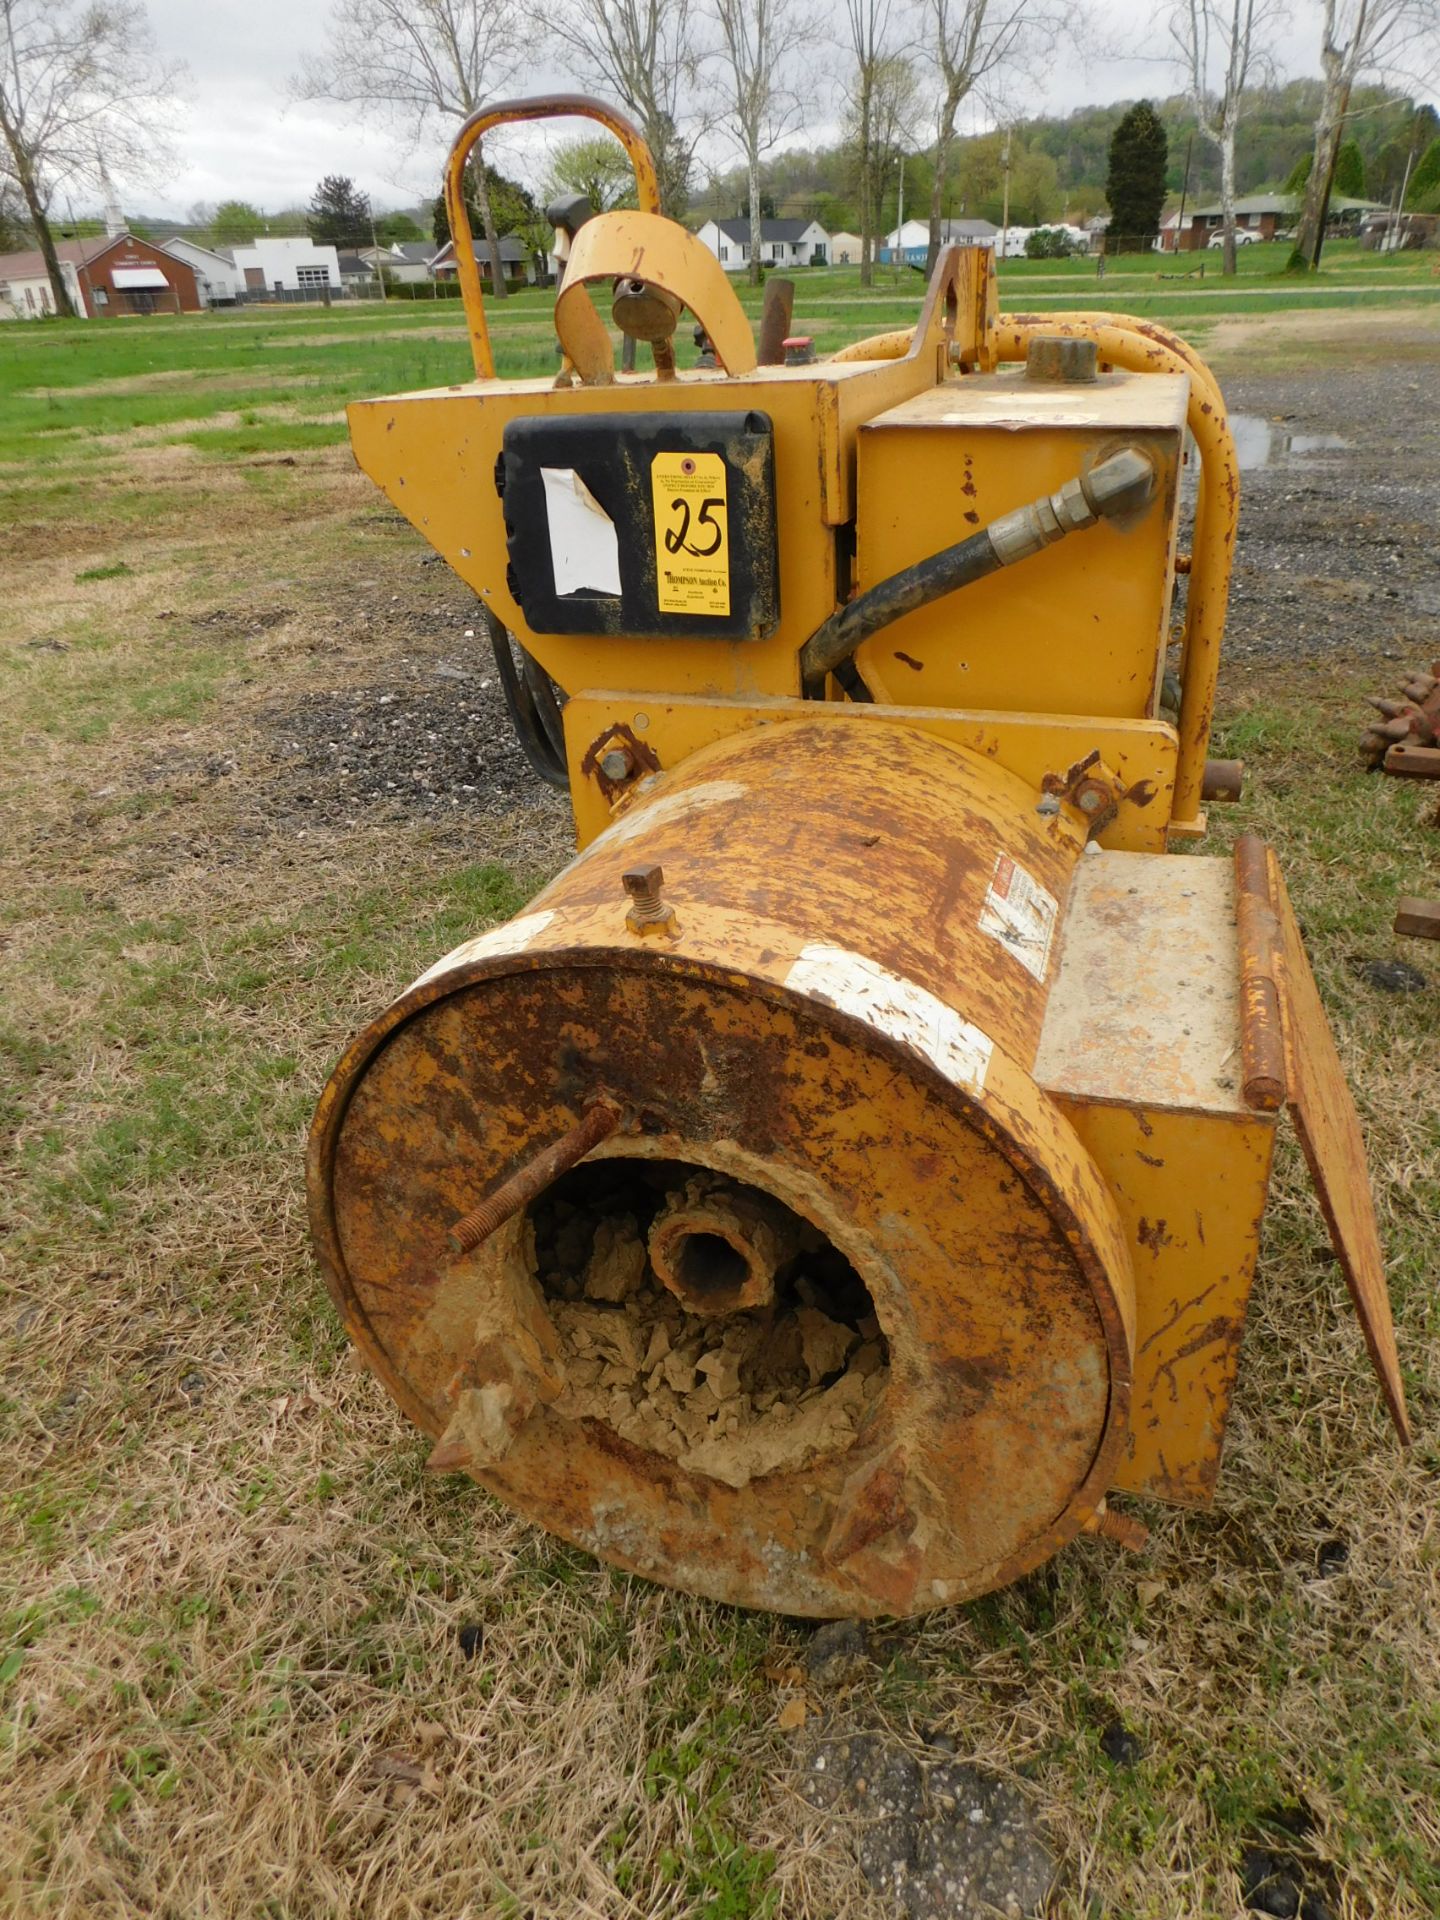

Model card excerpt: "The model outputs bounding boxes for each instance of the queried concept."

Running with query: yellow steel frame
[412,100,1241,847]
[442,92,663,380]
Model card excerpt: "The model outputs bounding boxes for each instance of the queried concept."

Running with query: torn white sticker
[409,910,556,991]
[978,853,1058,982]
[785,944,992,1094]
[541,466,621,597]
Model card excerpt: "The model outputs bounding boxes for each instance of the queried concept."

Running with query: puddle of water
[1230,414,1350,470]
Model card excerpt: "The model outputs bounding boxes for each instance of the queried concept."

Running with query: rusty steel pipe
[449,1101,621,1254]
[1201,758,1244,802]
[1232,835,1287,1115]
[757,277,796,366]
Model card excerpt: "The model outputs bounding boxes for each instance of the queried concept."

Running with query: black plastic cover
[500,409,779,640]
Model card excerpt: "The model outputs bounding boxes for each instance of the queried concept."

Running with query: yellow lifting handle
[443,92,663,381]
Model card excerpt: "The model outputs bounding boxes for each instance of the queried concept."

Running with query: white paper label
[541,466,621,597]
[978,853,1057,982]
[409,910,556,992]
[784,944,992,1094]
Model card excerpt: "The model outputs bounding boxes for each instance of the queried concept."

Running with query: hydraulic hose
[799,446,1155,692]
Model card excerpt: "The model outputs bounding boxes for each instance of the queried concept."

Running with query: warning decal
[978,853,1058,982]
[651,451,730,616]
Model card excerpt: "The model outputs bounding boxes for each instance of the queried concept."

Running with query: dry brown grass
[1,304,1438,1920]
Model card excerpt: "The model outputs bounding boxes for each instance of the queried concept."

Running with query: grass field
[1,257,1438,1919]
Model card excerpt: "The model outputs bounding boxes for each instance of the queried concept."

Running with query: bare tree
[1292,0,1440,266]
[710,0,814,284]
[0,0,182,317]
[922,0,1055,272]
[1173,0,1287,274]
[843,0,909,285]
[544,0,707,217]
[295,0,526,298]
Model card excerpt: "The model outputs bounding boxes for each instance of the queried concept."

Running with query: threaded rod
[449,1102,620,1255]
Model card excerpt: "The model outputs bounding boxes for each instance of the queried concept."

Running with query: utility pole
[895,152,905,279]
[369,201,387,302]
[1000,131,1012,262]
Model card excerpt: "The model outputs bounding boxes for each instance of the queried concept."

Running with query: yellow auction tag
[650,452,730,617]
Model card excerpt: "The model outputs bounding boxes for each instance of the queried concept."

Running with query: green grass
[0,248,1437,1920]
[0,237,1434,473]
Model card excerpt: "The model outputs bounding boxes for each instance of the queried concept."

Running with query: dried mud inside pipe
[525,1159,889,1489]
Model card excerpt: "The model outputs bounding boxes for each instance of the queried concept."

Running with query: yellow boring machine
[308,97,1408,1619]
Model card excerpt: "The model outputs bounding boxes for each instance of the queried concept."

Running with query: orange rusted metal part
[1247,839,1411,1444]
[449,1100,621,1253]
[1233,836,1288,1115]
[310,721,1138,1618]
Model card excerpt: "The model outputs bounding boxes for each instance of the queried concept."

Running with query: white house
[160,237,244,305]
[360,240,436,285]
[430,235,549,284]
[0,244,89,319]
[880,217,998,265]
[228,236,342,295]
[695,217,830,272]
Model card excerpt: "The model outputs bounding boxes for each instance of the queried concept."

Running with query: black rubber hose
[799,445,1155,693]
[481,608,570,789]
[520,646,568,762]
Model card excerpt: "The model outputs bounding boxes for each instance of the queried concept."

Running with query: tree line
[3,0,1439,318]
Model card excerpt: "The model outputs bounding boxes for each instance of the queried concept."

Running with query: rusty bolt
[600,746,634,783]
[623,864,677,936]
[1077,788,1103,814]
[1035,793,1061,817]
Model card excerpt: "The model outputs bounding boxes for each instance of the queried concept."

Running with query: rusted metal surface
[757,277,795,366]
[621,863,678,937]
[1383,744,1440,779]
[1262,845,1411,1444]
[1083,1502,1150,1551]
[309,720,1137,1617]
[1040,751,1126,838]
[1201,758,1244,801]
[449,1101,621,1254]
[1360,662,1440,766]
[1233,834,1288,1115]
[1035,851,1278,1505]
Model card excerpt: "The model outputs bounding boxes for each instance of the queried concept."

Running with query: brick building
[0,232,201,319]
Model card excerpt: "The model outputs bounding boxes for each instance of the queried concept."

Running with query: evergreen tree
[1405,137,1440,209]
[1106,101,1168,253]
[309,175,371,248]
[1282,149,1313,194]
[1333,139,1366,198]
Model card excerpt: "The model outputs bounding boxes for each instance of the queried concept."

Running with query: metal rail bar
[443,93,661,381]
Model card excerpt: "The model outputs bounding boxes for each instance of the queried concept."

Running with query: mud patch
[528,1160,889,1488]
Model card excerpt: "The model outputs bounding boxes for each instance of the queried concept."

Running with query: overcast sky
[130,0,1433,219]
